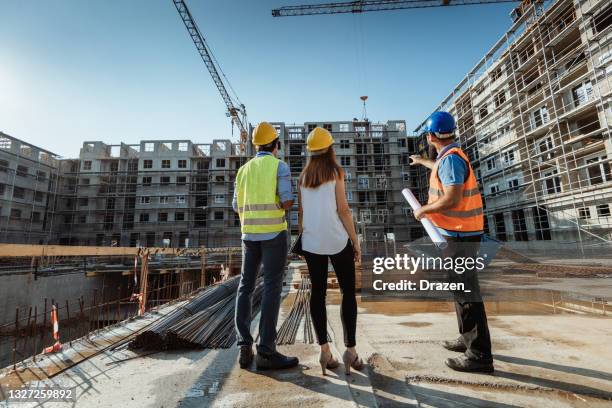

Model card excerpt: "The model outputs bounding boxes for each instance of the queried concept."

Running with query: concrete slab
[209,343,359,408]
[350,299,612,407]
[208,277,377,408]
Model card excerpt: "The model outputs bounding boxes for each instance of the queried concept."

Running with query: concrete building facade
[0,120,424,253]
[54,139,247,248]
[416,0,612,248]
[0,132,62,244]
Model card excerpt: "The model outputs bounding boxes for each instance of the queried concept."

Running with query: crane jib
[172,0,248,145]
[272,0,521,17]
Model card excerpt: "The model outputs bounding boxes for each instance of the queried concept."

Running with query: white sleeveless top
[301,180,349,255]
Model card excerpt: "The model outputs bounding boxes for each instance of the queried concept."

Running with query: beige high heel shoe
[342,349,364,375]
[319,349,339,375]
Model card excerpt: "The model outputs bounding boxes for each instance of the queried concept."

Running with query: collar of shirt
[255,151,273,157]
[436,142,460,161]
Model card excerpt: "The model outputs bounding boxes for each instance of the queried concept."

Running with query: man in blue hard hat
[410,111,493,374]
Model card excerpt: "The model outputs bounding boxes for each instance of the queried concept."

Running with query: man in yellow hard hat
[232,122,298,370]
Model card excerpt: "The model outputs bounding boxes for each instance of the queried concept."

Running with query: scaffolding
[415,0,612,256]
[54,139,250,249]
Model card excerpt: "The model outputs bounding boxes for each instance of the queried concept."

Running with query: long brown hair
[300,147,344,188]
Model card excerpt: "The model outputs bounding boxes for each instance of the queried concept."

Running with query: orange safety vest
[427,146,484,232]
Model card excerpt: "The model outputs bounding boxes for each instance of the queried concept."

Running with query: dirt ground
[1,266,611,408]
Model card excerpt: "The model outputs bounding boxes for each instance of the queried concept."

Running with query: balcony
[557,94,597,121]
[544,15,578,48]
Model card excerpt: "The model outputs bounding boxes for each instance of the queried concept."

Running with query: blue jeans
[235,230,287,354]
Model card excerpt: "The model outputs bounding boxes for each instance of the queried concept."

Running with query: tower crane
[272,0,535,18]
[172,0,249,151]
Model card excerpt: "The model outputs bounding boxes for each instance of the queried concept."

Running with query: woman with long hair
[298,127,363,375]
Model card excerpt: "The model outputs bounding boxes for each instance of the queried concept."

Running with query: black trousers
[303,240,357,347]
[444,235,492,361]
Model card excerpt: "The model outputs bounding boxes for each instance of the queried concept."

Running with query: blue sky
[0,0,516,158]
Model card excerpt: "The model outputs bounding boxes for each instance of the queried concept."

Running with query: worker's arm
[277,161,294,210]
[414,154,467,221]
[335,175,361,263]
[297,182,303,233]
[409,155,435,170]
[414,185,462,221]
[232,181,238,213]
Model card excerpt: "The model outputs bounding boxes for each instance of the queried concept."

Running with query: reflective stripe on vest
[242,216,286,225]
[427,147,484,232]
[429,187,480,197]
[236,155,288,234]
[237,203,281,212]
[441,207,484,218]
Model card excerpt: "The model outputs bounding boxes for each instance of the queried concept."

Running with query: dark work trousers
[443,235,492,361]
[235,230,287,354]
[303,240,357,347]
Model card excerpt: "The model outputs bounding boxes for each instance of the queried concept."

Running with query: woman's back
[301,180,349,255]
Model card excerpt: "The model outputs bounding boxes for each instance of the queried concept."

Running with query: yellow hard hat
[307,127,334,152]
[252,122,278,146]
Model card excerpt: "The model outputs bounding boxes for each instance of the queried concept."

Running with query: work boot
[239,345,254,369]
[442,337,467,353]
[445,354,494,373]
[256,351,299,370]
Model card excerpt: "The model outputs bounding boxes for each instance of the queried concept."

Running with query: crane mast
[272,0,519,17]
[172,0,248,149]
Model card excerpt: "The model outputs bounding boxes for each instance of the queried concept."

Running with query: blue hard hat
[424,111,456,137]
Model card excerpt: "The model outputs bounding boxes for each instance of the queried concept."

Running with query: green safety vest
[236,154,287,234]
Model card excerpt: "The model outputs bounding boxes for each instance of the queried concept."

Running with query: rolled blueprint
[401,188,447,248]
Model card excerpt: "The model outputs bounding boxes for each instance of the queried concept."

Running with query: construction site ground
[1,262,611,408]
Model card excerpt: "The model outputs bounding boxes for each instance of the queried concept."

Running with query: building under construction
[54,138,248,248]
[0,132,62,244]
[0,120,424,253]
[416,0,612,250]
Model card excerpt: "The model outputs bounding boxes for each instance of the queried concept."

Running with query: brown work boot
[442,337,467,353]
[445,354,494,373]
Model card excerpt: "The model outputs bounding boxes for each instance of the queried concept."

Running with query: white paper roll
[402,188,447,248]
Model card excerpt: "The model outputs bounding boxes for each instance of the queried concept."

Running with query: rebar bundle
[277,278,329,345]
[129,276,242,350]
[167,281,263,349]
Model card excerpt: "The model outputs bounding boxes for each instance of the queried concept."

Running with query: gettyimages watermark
[358,237,612,303]
[371,253,487,293]
[360,236,612,304]
[361,238,495,302]
[373,253,487,275]
[361,237,500,301]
